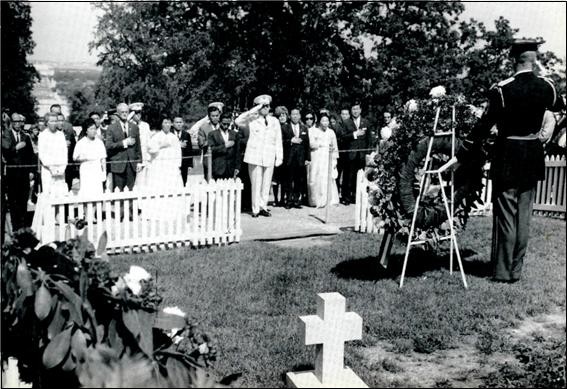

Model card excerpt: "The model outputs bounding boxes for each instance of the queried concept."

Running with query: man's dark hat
[510,38,544,57]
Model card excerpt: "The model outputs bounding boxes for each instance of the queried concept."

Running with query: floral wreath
[366,87,488,249]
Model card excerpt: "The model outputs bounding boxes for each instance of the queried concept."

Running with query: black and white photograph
[1,1,565,388]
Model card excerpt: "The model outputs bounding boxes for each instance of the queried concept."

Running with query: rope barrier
[2,148,378,170]
[2,154,203,169]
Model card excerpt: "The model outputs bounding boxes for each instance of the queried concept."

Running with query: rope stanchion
[206,149,212,183]
[324,145,334,224]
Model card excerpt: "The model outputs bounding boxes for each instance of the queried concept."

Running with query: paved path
[240,203,356,241]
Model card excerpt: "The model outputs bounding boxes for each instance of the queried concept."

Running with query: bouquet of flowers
[1,226,239,388]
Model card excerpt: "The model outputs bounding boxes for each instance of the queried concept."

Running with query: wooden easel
[378,106,468,289]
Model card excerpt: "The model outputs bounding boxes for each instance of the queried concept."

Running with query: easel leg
[438,172,468,288]
[450,228,454,274]
[400,138,435,288]
[451,235,468,288]
[400,240,411,288]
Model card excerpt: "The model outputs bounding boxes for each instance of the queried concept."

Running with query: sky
[28,1,566,65]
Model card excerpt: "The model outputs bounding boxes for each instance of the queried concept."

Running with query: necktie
[265,118,268,127]
[16,132,20,143]
[123,123,128,138]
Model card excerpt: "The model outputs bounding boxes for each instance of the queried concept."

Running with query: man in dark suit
[173,116,194,185]
[336,103,372,204]
[281,108,310,208]
[335,108,351,196]
[236,114,251,212]
[454,39,565,283]
[105,103,142,190]
[208,112,240,180]
[197,104,223,180]
[1,113,35,231]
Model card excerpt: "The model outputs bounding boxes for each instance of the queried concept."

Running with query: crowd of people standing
[2,97,397,231]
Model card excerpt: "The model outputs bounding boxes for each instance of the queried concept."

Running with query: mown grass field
[111,216,566,388]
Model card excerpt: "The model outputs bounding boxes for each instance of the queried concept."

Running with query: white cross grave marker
[286,292,368,388]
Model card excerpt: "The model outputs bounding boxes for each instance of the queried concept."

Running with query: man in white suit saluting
[235,94,283,218]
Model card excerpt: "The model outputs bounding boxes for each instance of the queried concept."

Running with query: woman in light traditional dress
[38,112,68,196]
[142,118,185,220]
[73,119,107,196]
[307,113,339,208]
[132,108,154,193]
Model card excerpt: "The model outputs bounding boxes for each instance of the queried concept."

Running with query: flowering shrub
[1,226,239,388]
[367,90,488,249]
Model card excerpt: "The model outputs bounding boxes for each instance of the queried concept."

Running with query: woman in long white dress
[38,113,68,196]
[132,111,154,193]
[307,113,339,208]
[73,119,107,196]
[142,118,185,220]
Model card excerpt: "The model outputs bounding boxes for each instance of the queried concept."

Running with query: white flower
[380,126,392,140]
[405,99,419,113]
[123,265,151,295]
[198,343,210,354]
[163,306,186,317]
[429,86,446,99]
[111,277,127,296]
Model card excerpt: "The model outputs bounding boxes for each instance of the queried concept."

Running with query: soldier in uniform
[454,38,565,283]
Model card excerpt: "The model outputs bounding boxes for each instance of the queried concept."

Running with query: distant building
[32,62,70,119]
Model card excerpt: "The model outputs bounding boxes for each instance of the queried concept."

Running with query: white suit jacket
[243,116,283,167]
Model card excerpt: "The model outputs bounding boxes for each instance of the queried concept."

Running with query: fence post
[325,145,333,224]
[206,149,212,183]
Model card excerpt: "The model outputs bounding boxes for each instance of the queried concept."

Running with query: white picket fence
[533,155,566,215]
[31,178,243,254]
[355,156,566,233]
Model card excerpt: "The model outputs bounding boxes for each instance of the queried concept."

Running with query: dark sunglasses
[305,116,314,120]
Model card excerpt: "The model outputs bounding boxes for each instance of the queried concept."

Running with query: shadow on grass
[331,248,492,281]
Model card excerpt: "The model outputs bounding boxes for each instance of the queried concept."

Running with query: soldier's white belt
[506,133,539,140]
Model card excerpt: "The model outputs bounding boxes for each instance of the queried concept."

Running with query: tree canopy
[89,2,565,127]
[1,1,39,121]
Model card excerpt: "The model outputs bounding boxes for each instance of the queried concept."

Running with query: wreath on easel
[366,91,488,249]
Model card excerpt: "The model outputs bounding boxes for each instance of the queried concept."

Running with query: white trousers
[248,164,274,214]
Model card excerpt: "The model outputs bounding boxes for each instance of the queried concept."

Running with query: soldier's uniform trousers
[491,185,535,281]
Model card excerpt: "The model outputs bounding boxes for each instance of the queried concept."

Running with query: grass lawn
[111,216,566,388]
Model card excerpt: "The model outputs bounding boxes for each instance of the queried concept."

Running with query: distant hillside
[53,67,101,96]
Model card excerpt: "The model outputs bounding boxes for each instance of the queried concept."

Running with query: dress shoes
[259,209,271,217]
[251,213,259,218]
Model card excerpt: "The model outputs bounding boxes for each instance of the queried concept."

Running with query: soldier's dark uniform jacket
[457,70,565,189]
